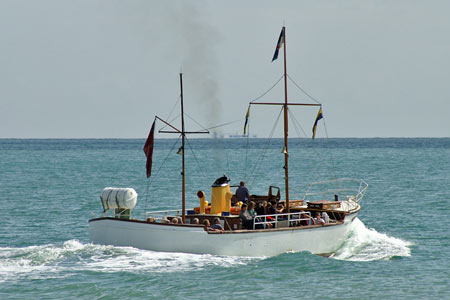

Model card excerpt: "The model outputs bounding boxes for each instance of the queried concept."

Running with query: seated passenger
[269,201,284,214]
[239,204,254,229]
[202,219,211,230]
[313,212,325,225]
[171,217,179,224]
[190,218,200,224]
[321,212,330,223]
[248,201,256,218]
[209,217,224,231]
[255,201,267,216]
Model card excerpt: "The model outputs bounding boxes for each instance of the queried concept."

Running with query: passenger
[239,204,254,229]
[300,211,313,226]
[190,218,200,224]
[209,217,224,231]
[255,201,273,228]
[313,212,325,225]
[177,216,183,224]
[235,181,250,204]
[171,217,179,224]
[146,217,156,223]
[202,219,211,230]
[321,212,330,223]
[161,216,170,223]
[269,201,284,214]
[255,201,266,216]
[248,201,256,218]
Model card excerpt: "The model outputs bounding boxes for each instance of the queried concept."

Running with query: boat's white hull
[89,213,357,257]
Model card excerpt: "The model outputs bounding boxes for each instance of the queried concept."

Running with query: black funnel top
[212,175,230,187]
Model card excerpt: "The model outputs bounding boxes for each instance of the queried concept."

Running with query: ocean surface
[1,138,449,299]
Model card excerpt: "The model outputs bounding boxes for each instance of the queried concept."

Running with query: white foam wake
[331,218,412,261]
[0,240,256,283]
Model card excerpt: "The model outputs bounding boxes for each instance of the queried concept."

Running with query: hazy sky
[1,0,449,138]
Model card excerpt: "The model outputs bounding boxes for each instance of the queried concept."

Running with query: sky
[1,0,449,138]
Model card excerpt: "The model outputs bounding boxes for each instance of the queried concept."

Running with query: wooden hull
[88,212,358,257]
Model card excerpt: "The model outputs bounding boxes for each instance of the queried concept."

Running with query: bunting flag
[243,106,250,135]
[272,27,285,62]
[143,119,156,178]
[312,107,323,140]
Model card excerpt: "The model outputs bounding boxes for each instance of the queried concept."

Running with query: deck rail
[252,211,312,229]
[144,209,182,221]
[302,178,368,204]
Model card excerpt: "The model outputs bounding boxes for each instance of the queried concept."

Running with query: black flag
[143,120,156,178]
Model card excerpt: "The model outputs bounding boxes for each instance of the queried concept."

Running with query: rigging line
[288,109,308,138]
[244,121,250,181]
[249,74,284,103]
[248,107,283,187]
[159,114,181,131]
[143,135,182,212]
[288,109,329,182]
[206,119,243,131]
[184,136,207,180]
[322,118,339,184]
[287,75,321,104]
[184,112,209,131]
[166,95,181,122]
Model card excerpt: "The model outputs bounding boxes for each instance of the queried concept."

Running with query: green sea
[1,138,449,299]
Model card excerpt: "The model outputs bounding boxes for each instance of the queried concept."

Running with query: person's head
[213,217,221,224]
[248,201,255,210]
[315,212,321,218]
[171,217,178,224]
[263,200,268,206]
[271,201,277,207]
[191,218,199,224]
[241,203,247,211]
[203,219,210,227]
[240,181,245,187]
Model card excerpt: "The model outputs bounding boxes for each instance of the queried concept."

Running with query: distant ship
[89,27,368,257]
[227,134,257,138]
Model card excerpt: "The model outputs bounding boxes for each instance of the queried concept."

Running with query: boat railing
[144,209,182,222]
[302,178,368,204]
[252,211,312,230]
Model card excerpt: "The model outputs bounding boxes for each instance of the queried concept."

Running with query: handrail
[145,209,182,221]
[302,178,368,204]
[252,211,312,229]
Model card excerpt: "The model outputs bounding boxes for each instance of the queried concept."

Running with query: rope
[322,118,339,184]
[206,119,243,131]
[248,107,284,186]
[166,95,181,121]
[287,75,321,104]
[143,135,181,212]
[250,75,284,103]
[184,112,209,131]
[184,136,207,180]
[288,109,308,138]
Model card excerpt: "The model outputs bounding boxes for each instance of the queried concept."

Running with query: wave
[331,218,412,261]
[0,240,256,283]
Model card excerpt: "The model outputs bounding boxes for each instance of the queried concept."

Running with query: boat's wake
[0,240,255,283]
[330,218,412,261]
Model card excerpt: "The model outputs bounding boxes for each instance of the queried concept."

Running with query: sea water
[0,138,449,299]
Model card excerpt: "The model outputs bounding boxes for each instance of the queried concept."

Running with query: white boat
[89,27,368,257]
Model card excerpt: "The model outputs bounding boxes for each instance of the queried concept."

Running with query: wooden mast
[282,26,290,213]
[180,73,186,223]
[155,74,209,224]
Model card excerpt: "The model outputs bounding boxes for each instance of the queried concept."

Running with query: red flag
[143,120,156,178]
